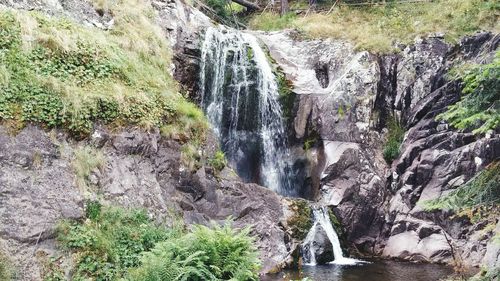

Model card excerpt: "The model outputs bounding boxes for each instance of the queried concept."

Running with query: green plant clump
[208,150,227,172]
[57,203,260,280]
[423,161,500,212]
[0,3,207,138]
[438,52,500,134]
[73,146,105,192]
[383,116,405,163]
[287,199,313,240]
[129,222,260,281]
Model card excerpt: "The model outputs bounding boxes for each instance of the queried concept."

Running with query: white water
[199,26,295,195]
[302,207,364,266]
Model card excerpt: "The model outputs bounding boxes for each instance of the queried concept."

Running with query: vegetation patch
[248,0,500,53]
[383,116,404,163]
[129,222,260,281]
[423,161,500,213]
[57,202,260,280]
[208,150,227,172]
[72,146,105,192]
[438,52,500,134]
[287,199,313,240]
[0,1,207,139]
[0,250,12,281]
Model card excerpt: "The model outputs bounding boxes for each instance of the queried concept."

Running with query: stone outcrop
[0,125,300,280]
[257,29,500,269]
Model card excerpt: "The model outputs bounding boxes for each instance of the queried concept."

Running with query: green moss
[287,199,313,240]
[276,69,296,120]
[0,250,12,281]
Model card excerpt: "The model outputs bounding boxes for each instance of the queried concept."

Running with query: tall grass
[0,0,207,138]
[249,0,500,53]
[72,146,105,192]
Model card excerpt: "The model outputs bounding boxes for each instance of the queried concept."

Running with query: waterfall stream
[302,207,363,266]
[199,26,296,195]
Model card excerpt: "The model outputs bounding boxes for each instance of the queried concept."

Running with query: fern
[438,52,500,134]
[129,221,260,281]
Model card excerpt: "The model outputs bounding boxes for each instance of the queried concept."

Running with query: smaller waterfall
[302,207,363,266]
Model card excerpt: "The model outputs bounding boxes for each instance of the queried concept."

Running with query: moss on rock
[287,199,313,240]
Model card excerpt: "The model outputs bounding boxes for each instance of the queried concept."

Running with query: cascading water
[302,206,364,266]
[199,26,296,195]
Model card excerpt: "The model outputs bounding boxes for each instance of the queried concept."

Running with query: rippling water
[262,259,454,281]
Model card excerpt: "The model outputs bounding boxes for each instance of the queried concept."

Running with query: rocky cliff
[0,0,499,279]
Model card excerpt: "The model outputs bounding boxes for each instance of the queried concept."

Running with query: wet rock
[302,225,334,265]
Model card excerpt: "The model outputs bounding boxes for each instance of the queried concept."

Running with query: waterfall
[302,206,363,266]
[199,26,296,196]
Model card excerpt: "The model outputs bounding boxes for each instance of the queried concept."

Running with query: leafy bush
[423,161,500,212]
[57,204,260,281]
[129,222,260,281]
[57,204,174,280]
[203,0,230,20]
[0,3,207,138]
[438,52,500,134]
[383,116,404,163]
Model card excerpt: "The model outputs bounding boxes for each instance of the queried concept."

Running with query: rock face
[302,226,334,265]
[0,125,298,280]
[257,29,500,269]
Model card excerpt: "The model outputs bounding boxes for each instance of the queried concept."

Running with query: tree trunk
[281,0,289,15]
[231,0,262,11]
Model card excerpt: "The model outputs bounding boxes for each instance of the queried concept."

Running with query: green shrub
[423,161,500,212]
[57,206,174,280]
[129,222,260,281]
[57,204,260,281]
[438,52,500,134]
[383,116,405,163]
[208,150,227,172]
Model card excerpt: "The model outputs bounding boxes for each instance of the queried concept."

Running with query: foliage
[276,69,296,120]
[57,204,174,280]
[208,150,227,172]
[423,161,500,212]
[383,116,404,163]
[249,0,500,53]
[128,222,260,281]
[73,146,105,192]
[0,251,12,281]
[438,52,500,134]
[203,0,230,20]
[0,3,206,138]
[57,203,260,281]
[287,199,313,240]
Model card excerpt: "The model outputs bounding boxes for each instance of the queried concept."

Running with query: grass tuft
[72,146,105,192]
